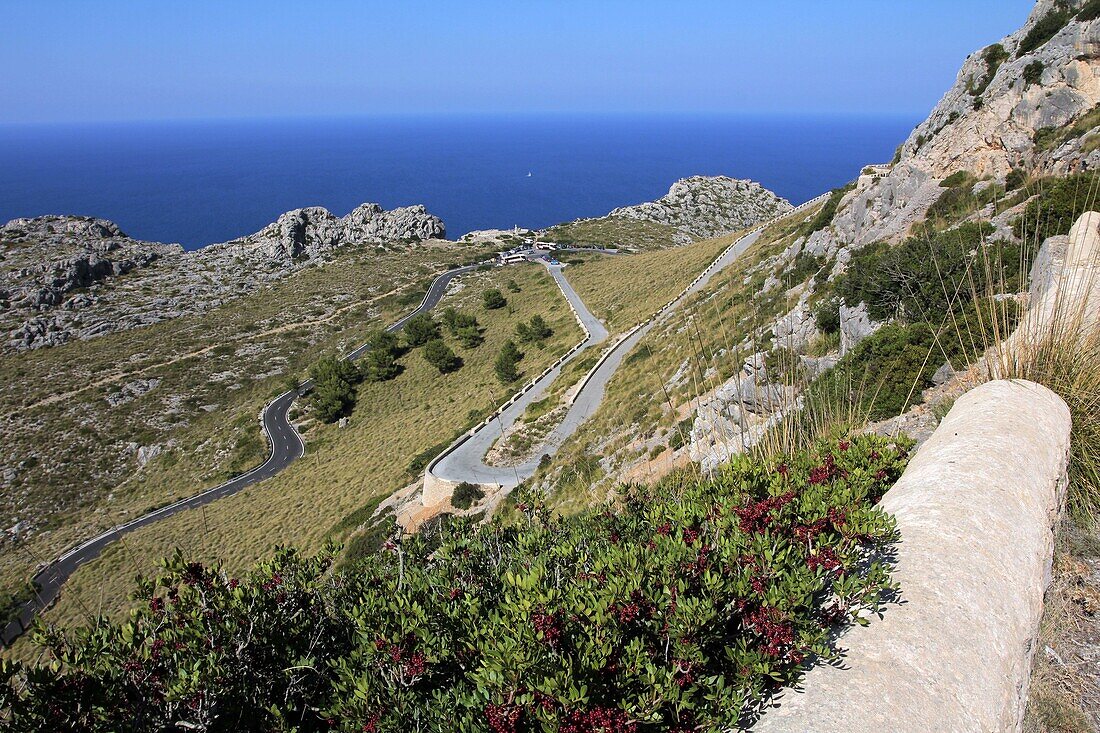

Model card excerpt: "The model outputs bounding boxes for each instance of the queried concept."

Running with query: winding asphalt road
[428,194,830,491]
[431,263,609,486]
[3,202,819,643]
[2,262,480,644]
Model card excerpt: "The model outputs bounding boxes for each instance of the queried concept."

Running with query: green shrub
[786,251,826,285]
[482,288,507,310]
[1017,4,1073,57]
[1033,104,1100,152]
[808,323,939,420]
[837,223,1022,324]
[516,314,553,343]
[309,355,363,422]
[494,340,524,384]
[1080,0,1100,21]
[454,325,483,349]
[1005,168,1028,191]
[801,183,855,236]
[814,297,842,334]
[1013,172,1100,242]
[440,308,479,335]
[667,416,694,452]
[968,43,1009,96]
[422,339,462,374]
[2,437,903,732]
[403,313,440,347]
[340,509,397,568]
[362,329,401,382]
[1024,60,1046,87]
[940,171,975,188]
[451,481,485,509]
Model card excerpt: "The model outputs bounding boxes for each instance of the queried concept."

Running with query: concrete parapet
[756,379,1071,733]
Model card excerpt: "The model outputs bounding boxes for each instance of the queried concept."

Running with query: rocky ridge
[0,203,445,351]
[824,0,1100,253]
[609,176,793,240]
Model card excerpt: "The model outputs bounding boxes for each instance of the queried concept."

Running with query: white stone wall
[755,379,1071,732]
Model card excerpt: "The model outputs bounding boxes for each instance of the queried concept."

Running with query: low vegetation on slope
[563,236,732,333]
[1,436,905,732]
[0,242,499,629]
[542,217,691,252]
[24,264,581,643]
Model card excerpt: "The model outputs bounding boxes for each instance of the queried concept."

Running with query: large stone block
[755,379,1071,732]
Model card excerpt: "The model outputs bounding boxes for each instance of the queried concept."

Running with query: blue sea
[0,114,916,250]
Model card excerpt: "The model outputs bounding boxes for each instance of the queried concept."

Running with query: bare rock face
[199,203,445,268]
[608,176,793,239]
[823,1,1100,252]
[1,202,446,352]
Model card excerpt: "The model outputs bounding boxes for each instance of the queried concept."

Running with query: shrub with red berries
[0,436,905,732]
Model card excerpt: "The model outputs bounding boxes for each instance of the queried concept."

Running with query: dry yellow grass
[0,242,499,613]
[563,235,734,333]
[24,263,580,648]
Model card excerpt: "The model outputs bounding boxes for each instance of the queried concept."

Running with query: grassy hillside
[562,235,734,333]
[19,263,581,650]
[543,216,690,251]
[0,241,501,631]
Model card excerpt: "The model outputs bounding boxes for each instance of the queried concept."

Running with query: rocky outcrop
[755,379,1072,732]
[608,176,793,239]
[1,203,446,351]
[811,1,1100,255]
[199,203,445,268]
[0,215,182,311]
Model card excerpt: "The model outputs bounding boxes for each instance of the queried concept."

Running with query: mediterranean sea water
[0,114,917,250]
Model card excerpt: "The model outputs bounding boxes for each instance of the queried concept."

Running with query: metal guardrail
[425,263,595,477]
[425,194,831,485]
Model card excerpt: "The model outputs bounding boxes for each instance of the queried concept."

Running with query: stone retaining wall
[754,379,1071,732]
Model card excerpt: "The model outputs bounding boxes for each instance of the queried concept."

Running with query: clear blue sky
[1,0,1036,124]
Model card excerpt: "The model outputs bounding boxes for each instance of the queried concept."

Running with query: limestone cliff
[827,0,1100,251]
[0,202,446,351]
[608,176,793,240]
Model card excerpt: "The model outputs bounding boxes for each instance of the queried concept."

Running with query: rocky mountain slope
[608,176,793,240]
[540,176,792,251]
[0,203,445,351]
[822,0,1100,253]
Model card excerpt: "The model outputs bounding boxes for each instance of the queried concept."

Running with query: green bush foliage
[1080,0,1100,21]
[516,314,554,344]
[1005,168,1028,191]
[801,183,855,236]
[482,289,507,310]
[1023,60,1045,87]
[422,339,462,374]
[451,481,485,510]
[1034,105,1100,152]
[1,437,904,732]
[667,416,694,452]
[813,297,841,335]
[455,326,483,349]
[1016,3,1073,57]
[494,340,524,384]
[309,356,364,422]
[967,44,1009,97]
[837,223,1023,324]
[1013,172,1100,242]
[363,329,402,382]
[807,323,939,420]
[404,313,441,348]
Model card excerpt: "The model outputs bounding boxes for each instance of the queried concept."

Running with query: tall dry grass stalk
[988,210,1100,520]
